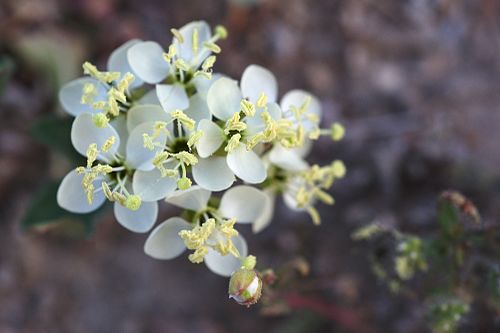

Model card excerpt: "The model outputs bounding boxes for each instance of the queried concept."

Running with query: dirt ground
[0,0,499,332]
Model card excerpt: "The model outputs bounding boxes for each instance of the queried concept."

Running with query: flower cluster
[56,21,345,303]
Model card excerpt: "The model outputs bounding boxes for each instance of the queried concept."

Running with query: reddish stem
[283,293,372,333]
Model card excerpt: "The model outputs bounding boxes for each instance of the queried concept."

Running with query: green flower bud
[228,268,262,307]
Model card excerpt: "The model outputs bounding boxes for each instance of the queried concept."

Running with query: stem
[283,293,371,333]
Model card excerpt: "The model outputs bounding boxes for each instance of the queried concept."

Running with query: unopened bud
[228,268,262,307]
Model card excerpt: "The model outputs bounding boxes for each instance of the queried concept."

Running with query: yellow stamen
[101,136,116,153]
[192,28,199,54]
[203,42,221,54]
[125,194,142,211]
[225,133,241,152]
[240,99,255,117]
[215,25,228,39]
[92,113,109,128]
[171,28,184,43]
[256,92,268,108]
[171,109,196,131]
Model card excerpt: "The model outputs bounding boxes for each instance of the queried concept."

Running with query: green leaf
[437,201,461,238]
[30,114,83,162]
[21,181,106,237]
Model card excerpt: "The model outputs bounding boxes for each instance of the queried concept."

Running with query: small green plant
[353,191,499,332]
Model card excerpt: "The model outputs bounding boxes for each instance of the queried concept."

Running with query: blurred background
[1,0,499,332]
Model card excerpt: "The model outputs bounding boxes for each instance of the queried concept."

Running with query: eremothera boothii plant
[56,20,346,306]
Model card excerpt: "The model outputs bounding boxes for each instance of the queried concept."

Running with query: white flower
[144,185,270,276]
[280,89,322,135]
[59,39,143,117]
[57,113,178,233]
[192,74,283,191]
[242,65,323,137]
[127,21,225,114]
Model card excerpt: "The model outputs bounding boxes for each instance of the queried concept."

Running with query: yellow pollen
[174,59,190,72]
[187,130,204,149]
[173,151,198,166]
[101,136,116,153]
[225,133,241,152]
[192,28,199,54]
[86,143,98,168]
[171,109,196,131]
[240,99,255,117]
[256,92,268,108]
[125,194,142,211]
[81,83,97,105]
[82,61,120,83]
[177,177,192,190]
[224,112,246,134]
[202,55,217,71]
[92,113,109,128]
[163,44,177,63]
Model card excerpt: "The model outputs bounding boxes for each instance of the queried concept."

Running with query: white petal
[136,89,161,106]
[192,73,223,99]
[268,144,309,172]
[107,39,143,89]
[165,186,211,211]
[126,121,166,171]
[59,77,106,116]
[283,192,302,211]
[241,64,278,103]
[204,235,247,277]
[283,177,306,211]
[195,119,224,158]
[71,113,120,160]
[133,168,177,202]
[281,90,322,131]
[207,77,242,121]
[156,84,189,112]
[292,138,313,158]
[252,190,276,233]
[226,145,266,184]
[174,20,211,66]
[127,41,169,84]
[245,102,282,136]
[192,156,235,192]
[184,94,211,124]
[126,104,170,132]
[219,185,268,223]
[57,170,106,214]
[110,114,128,156]
[144,217,190,259]
[114,200,158,233]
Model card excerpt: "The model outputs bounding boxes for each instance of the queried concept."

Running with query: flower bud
[228,268,262,307]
